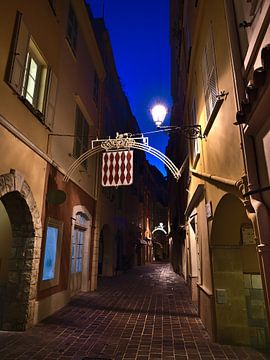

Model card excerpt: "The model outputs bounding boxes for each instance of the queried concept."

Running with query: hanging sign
[102,150,133,187]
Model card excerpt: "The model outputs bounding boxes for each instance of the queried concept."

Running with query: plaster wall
[0,126,47,212]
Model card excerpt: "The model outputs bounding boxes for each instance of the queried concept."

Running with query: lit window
[41,218,63,289]
[73,106,89,168]
[6,12,58,128]
[66,5,77,52]
[22,42,48,113]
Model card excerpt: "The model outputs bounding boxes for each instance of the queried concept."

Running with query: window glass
[73,107,90,168]
[42,226,58,280]
[67,5,77,52]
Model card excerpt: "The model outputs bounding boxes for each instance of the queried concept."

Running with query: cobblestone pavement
[0,263,269,360]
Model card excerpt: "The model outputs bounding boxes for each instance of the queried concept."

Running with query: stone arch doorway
[211,193,268,348]
[0,170,42,330]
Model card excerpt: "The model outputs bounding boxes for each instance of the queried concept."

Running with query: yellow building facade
[171,0,269,348]
[0,0,105,330]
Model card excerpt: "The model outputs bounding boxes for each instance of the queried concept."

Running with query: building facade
[170,0,270,348]
[0,0,105,330]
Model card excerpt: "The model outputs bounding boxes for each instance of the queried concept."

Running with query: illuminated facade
[170,0,270,348]
[0,0,105,330]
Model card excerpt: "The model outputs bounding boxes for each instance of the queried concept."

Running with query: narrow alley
[0,263,268,360]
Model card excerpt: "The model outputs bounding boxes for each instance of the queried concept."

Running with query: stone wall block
[24,259,34,271]
[27,300,35,324]
[33,246,41,259]
[25,249,34,259]
[35,226,43,238]
[16,247,25,258]
[0,175,8,197]
[11,169,25,192]
[28,284,37,300]
[21,181,31,199]
[25,237,35,249]
[4,173,14,194]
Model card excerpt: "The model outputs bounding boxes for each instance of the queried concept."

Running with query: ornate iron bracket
[158,125,203,139]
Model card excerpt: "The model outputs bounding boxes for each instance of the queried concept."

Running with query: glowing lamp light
[151,104,168,127]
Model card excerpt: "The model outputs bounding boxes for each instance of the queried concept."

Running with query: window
[93,71,99,105]
[71,213,87,273]
[22,40,47,112]
[41,218,63,289]
[190,98,200,166]
[6,12,57,129]
[201,29,218,121]
[66,4,77,53]
[73,106,90,168]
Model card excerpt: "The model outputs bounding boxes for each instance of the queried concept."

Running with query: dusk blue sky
[86,0,171,176]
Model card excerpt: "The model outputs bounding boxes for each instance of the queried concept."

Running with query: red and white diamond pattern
[102,150,133,187]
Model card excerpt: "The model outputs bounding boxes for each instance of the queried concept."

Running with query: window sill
[19,96,45,124]
[203,97,224,136]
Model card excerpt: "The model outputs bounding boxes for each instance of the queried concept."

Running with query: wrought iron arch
[63,133,182,182]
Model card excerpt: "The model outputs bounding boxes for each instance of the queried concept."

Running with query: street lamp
[150,104,168,127]
[150,102,202,139]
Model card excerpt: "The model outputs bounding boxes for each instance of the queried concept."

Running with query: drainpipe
[190,168,239,188]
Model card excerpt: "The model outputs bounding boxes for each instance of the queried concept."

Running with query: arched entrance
[211,194,268,347]
[152,223,168,261]
[0,170,41,330]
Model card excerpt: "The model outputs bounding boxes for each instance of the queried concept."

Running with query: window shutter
[206,33,217,113]
[202,30,218,121]
[8,12,29,93]
[45,71,58,129]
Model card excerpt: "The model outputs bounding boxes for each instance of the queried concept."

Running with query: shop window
[41,218,63,289]
[73,106,89,168]
[6,12,57,129]
[66,4,77,53]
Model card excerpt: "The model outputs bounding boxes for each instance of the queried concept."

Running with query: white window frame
[40,218,63,290]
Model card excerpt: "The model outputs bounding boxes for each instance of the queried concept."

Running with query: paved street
[0,263,269,360]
